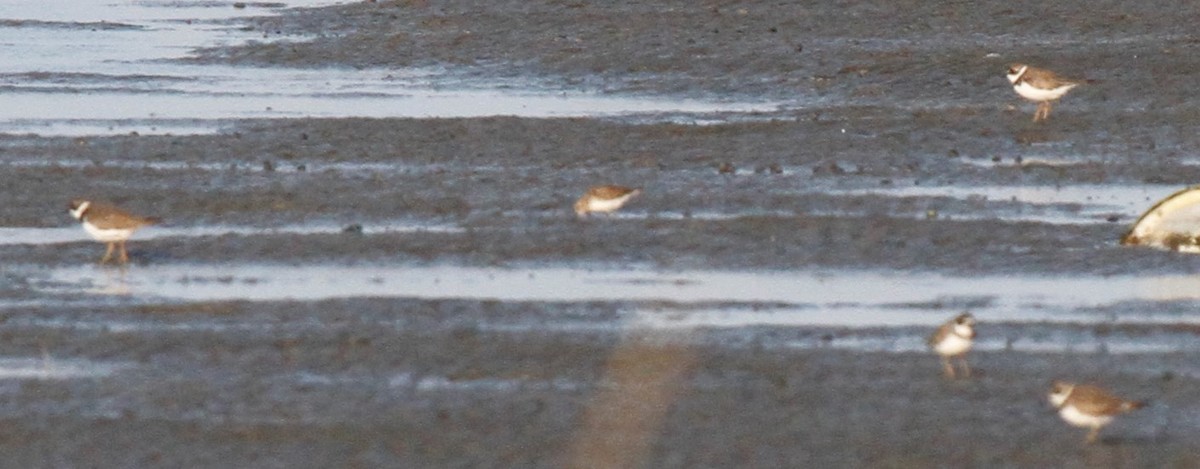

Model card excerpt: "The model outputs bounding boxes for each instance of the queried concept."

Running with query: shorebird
[1006,64,1082,122]
[574,185,641,218]
[68,199,159,264]
[928,312,976,378]
[1048,381,1145,444]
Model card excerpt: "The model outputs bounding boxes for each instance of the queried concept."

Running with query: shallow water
[8,263,1197,360]
[26,264,1200,325]
[0,222,461,246]
[0,0,778,136]
[834,183,1178,225]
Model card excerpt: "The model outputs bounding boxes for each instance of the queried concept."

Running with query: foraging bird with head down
[574,185,641,218]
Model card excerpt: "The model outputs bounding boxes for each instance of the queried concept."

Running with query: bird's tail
[1123,400,1147,412]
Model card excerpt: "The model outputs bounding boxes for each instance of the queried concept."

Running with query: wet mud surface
[3,0,1200,467]
[1,298,1198,467]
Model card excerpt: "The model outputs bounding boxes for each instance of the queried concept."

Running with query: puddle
[399,374,586,393]
[957,156,1121,168]
[0,157,521,175]
[9,317,283,335]
[0,357,125,379]
[514,210,801,221]
[834,184,1180,224]
[630,305,1200,355]
[0,222,461,246]
[807,208,1112,226]
[0,119,220,136]
[0,0,778,136]
[628,305,1200,330]
[784,336,1200,355]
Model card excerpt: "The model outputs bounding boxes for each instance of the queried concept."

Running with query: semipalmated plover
[68,199,159,264]
[1006,64,1082,122]
[574,185,641,218]
[1048,381,1145,444]
[928,312,976,378]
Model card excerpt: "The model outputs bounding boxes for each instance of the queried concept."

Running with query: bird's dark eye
[1008,67,1017,74]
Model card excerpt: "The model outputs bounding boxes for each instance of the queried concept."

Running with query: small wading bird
[1006,64,1082,122]
[574,185,641,218]
[928,312,976,378]
[1048,381,1145,444]
[68,199,160,264]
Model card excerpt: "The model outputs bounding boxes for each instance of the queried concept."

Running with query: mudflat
[1,1,1199,467]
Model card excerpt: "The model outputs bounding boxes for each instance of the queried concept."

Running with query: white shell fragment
[1122,185,1200,253]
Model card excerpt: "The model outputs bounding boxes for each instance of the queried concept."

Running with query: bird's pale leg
[118,240,129,264]
[958,356,971,378]
[941,357,955,378]
[100,242,115,264]
[1086,427,1100,444]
